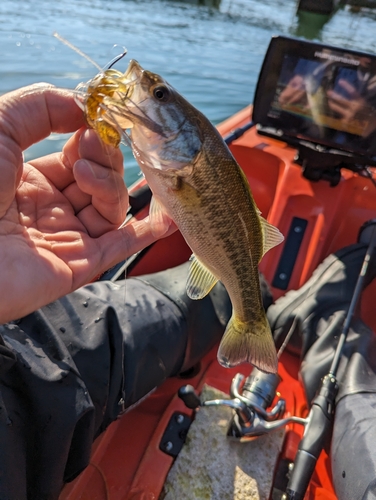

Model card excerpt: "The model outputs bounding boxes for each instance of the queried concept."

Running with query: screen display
[252,37,376,158]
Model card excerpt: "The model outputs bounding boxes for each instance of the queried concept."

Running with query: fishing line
[276,316,299,359]
[55,37,145,332]
[53,33,135,314]
[53,32,102,72]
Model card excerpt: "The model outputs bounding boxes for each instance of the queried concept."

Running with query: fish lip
[104,59,166,138]
[123,59,144,83]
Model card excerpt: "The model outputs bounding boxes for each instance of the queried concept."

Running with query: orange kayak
[60,36,376,500]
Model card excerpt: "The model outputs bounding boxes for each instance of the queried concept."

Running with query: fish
[304,60,334,136]
[305,76,328,137]
[78,60,284,373]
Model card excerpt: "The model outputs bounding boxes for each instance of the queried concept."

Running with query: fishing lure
[54,33,133,148]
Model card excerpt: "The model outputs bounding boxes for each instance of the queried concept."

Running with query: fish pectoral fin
[148,196,173,237]
[186,255,218,300]
[217,314,278,373]
[260,217,284,257]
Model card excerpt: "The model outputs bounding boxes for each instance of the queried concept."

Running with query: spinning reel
[179,352,338,500]
[179,368,307,439]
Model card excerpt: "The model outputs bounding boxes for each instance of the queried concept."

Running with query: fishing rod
[224,120,254,145]
[283,223,376,500]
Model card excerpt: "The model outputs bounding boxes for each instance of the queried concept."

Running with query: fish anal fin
[149,196,173,237]
[217,314,278,373]
[186,255,218,300]
[260,217,284,257]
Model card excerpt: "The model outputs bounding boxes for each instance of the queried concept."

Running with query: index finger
[327,90,349,110]
[336,78,358,98]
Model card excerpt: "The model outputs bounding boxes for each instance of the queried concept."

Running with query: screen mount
[257,123,376,186]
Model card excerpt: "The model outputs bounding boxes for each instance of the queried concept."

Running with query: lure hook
[106,46,128,70]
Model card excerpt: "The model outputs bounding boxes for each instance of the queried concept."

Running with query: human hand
[0,84,175,324]
[327,79,371,123]
[327,79,376,137]
[278,75,307,106]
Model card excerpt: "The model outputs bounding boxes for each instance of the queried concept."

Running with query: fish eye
[153,85,170,102]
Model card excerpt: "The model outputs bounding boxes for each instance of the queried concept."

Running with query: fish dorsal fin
[149,196,173,237]
[186,255,218,300]
[260,216,284,257]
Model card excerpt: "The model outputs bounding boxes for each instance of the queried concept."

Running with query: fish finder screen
[253,37,376,157]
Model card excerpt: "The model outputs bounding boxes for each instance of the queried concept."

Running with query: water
[1,0,375,184]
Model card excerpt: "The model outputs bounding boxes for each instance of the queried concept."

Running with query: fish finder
[252,36,376,176]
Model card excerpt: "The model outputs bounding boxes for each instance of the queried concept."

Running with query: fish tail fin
[217,314,278,373]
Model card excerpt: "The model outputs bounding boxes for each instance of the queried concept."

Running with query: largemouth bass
[78,60,284,373]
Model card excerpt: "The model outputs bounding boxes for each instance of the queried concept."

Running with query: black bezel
[252,36,376,161]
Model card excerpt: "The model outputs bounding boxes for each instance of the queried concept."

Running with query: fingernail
[80,128,116,156]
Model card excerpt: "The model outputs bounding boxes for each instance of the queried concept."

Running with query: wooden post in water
[296,0,340,14]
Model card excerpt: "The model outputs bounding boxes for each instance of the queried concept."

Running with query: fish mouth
[80,58,167,143]
[107,59,143,128]
[107,59,167,138]
[123,59,144,84]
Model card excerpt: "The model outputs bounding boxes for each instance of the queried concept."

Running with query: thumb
[0,133,23,217]
[0,84,84,218]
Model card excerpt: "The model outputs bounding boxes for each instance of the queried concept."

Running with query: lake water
[1,0,376,184]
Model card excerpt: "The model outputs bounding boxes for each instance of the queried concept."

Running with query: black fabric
[0,262,232,500]
[267,243,376,402]
[268,243,376,500]
[134,266,271,372]
[300,315,376,500]
[300,315,376,404]
[0,321,96,500]
[332,393,376,500]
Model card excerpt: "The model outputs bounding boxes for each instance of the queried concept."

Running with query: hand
[327,80,367,121]
[0,84,175,324]
[326,79,376,137]
[278,75,307,106]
